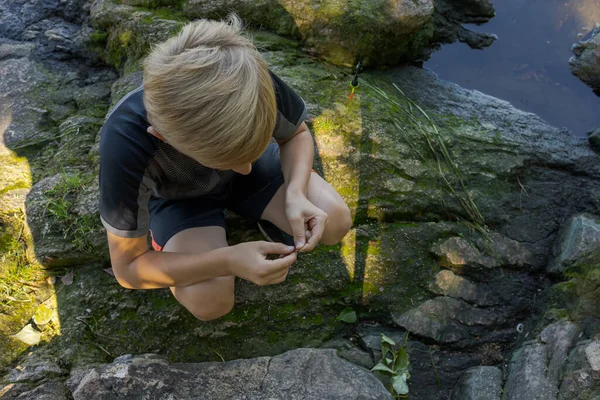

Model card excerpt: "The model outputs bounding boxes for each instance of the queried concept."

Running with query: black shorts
[148,143,284,250]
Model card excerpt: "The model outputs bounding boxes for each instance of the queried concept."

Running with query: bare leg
[162,226,234,321]
[260,172,352,246]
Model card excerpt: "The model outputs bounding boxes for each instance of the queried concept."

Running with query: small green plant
[371,333,410,399]
[44,173,100,254]
[336,307,357,323]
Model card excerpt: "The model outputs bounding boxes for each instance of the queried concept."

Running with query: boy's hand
[285,195,328,252]
[226,241,296,286]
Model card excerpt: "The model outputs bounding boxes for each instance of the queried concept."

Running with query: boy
[99,16,352,321]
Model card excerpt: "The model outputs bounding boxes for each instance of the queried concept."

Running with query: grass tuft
[364,81,487,237]
[44,173,101,255]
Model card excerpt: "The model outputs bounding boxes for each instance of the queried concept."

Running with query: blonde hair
[143,15,276,169]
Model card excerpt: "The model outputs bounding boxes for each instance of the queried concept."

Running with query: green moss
[43,173,104,256]
[137,6,187,21]
[544,262,600,323]
[87,30,109,52]
[124,0,185,8]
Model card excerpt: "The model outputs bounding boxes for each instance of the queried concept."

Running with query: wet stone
[450,366,502,400]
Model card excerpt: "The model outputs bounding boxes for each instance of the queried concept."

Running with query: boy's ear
[147,126,166,141]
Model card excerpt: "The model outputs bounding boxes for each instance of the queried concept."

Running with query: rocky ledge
[0,0,599,399]
[570,24,600,95]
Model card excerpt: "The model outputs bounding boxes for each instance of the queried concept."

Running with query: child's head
[143,15,276,170]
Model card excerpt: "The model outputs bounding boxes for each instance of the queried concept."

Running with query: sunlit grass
[0,230,44,306]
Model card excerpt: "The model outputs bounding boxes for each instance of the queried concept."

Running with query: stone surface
[503,342,557,400]
[183,0,497,66]
[66,349,392,399]
[547,214,600,276]
[15,381,66,400]
[570,24,600,93]
[429,270,494,305]
[184,0,436,66]
[451,366,502,400]
[501,321,584,400]
[590,126,600,153]
[2,2,600,400]
[432,233,540,278]
[319,338,374,369]
[392,297,507,344]
[7,361,62,383]
[540,321,583,382]
[559,340,600,400]
[585,341,600,371]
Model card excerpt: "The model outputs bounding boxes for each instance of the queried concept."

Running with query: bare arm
[107,232,297,290]
[107,232,232,289]
[278,121,314,197]
[278,122,328,251]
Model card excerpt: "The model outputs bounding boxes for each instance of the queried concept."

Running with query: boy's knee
[191,295,235,321]
[321,202,352,246]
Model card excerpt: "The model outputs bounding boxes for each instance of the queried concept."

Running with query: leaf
[32,304,53,325]
[336,307,357,323]
[391,372,410,395]
[61,270,74,286]
[381,334,396,346]
[395,347,409,372]
[371,362,396,375]
[381,342,391,359]
[11,324,41,346]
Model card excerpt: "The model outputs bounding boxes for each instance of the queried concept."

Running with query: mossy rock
[183,0,435,66]
[23,221,451,369]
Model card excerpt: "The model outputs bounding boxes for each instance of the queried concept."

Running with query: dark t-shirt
[99,72,307,238]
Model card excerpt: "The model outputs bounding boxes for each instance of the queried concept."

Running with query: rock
[319,338,374,369]
[450,0,495,20]
[181,0,498,66]
[547,214,600,276]
[503,342,557,400]
[52,116,104,167]
[23,18,100,62]
[2,2,600,398]
[559,340,600,400]
[15,381,67,400]
[392,297,507,344]
[584,341,600,371]
[589,126,600,153]
[25,173,106,266]
[451,366,502,400]
[7,361,62,383]
[108,70,142,108]
[457,27,498,49]
[0,40,34,60]
[502,321,582,400]
[0,57,56,147]
[184,0,435,66]
[429,270,496,306]
[570,24,600,94]
[90,0,184,72]
[431,233,539,279]
[540,321,582,382]
[66,349,392,399]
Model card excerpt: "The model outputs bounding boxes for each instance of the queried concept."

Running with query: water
[426,0,600,137]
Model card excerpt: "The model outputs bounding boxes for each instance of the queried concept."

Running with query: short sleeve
[99,88,156,238]
[270,71,308,142]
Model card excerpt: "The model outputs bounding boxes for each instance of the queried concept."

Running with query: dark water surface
[426,0,600,137]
